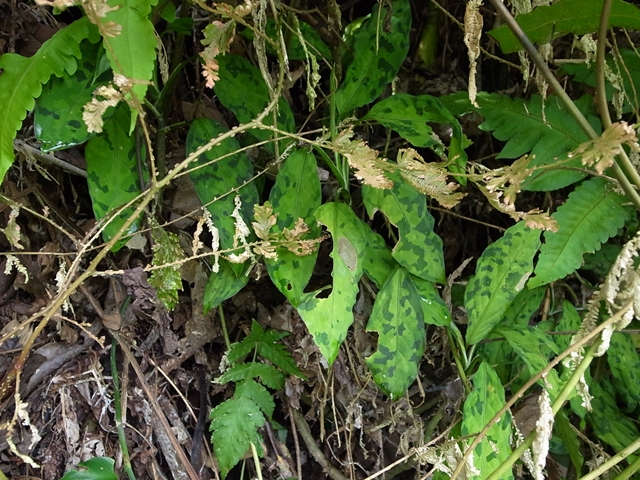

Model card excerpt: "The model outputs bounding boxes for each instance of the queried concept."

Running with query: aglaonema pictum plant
[2,0,640,478]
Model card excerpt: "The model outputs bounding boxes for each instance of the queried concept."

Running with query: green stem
[613,446,640,480]
[110,338,137,480]
[250,442,264,480]
[584,435,640,480]
[219,305,231,351]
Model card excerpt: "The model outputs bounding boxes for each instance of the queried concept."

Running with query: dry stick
[449,300,634,480]
[487,0,640,212]
[290,409,350,480]
[287,404,303,480]
[111,330,201,480]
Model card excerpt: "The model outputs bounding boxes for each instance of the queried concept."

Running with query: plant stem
[583,435,640,480]
[250,442,263,480]
[111,338,137,480]
[219,305,231,351]
[613,445,640,480]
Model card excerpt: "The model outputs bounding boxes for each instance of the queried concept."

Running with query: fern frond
[217,362,286,390]
[529,177,629,288]
[0,17,93,182]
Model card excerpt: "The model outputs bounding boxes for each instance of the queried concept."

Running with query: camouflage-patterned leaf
[186,117,258,279]
[412,276,451,327]
[335,0,411,117]
[214,54,294,154]
[608,332,640,410]
[85,104,143,251]
[554,300,582,353]
[502,286,545,327]
[359,220,397,289]
[529,177,628,288]
[465,222,541,345]
[34,41,111,151]
[362,93,469,171]
[496,326,561,401]
[362,172,445,283]
[461,362,513,480]
[203,258,249,312]
[266,148,321,306]
[366,267,425,399]
[588,380,640,462]
[554,409,584,474]
[297,202,366,364]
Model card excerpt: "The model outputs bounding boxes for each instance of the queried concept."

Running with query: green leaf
[266,148,321,306]
[60,457,117,480]
[214,54,295,153]
[362,172,445,283]
[101,0,158,106]
[202,258,249,312]
[148,226,185,310]
[497,326,561,401]
[608,332,640,410]
[465,222,541,345]
[412,276,451,327]
[210,396,265,478]
[554,409,584,474]
[34,41,111,151]
[489,0,640,54]
[217,362,286,390]
[85,104,143,251]
[461,362,513,480]
[228,320,305,379]
[503,286,545,327]
[366,267,425,399]
[529,177,628,288]
[0,17,93,182]
[335,0,411,117]
[362,93,469,172]
[587,380,640,462]
[553,301,582,353]
[186,118,258,269]
[474,93,601,191]
[235,379,275,419]
[297,202,366,364]
[359,220,397,289]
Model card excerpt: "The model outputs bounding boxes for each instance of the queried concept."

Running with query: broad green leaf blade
[497,326,561,401]
[60,457,117,480]
[362,173,445,283]
[34,41,111,151]
[234,379,275,419]
[266,148,321,306]
[412,276,451,327]
[475,93,601,191]
[529,177,628,288]
[502,286,544,327]
[366,267,425,399]
[360,220,397,289]
[588,380,640,462]
[608,332,640,410]
[185,118,258,252]
[85,104,143,251]
[335,0,411,117]
[554,410,584,474]
[210,396,265,479]
[0,17,92,183]
[553,300,582,353]
[214,54,295,154]
[461,362,513,480]
[465,222,541,345]
[203,258,249,312]
[102,0,158,106]
[297,202,366,364]
[489,0,640,54]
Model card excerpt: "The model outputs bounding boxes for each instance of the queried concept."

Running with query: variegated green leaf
[362,93,469,174]
[266,148,321,306]
[85,104,143,251]
[554,300,582,352]
[366,267,425,399]
[297,202,366,364]
[359,220,397,289]
[412,276,451,327]
[214,54,294,154]
[529,177,628,288]
[362,173,445,283]
[34,41,110,151]
[461,362,513,480]
[608,332,640,410]
[465,221,541,345]
[335,0,411,117]
[496,326,561,401]
[554,409,584,474]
